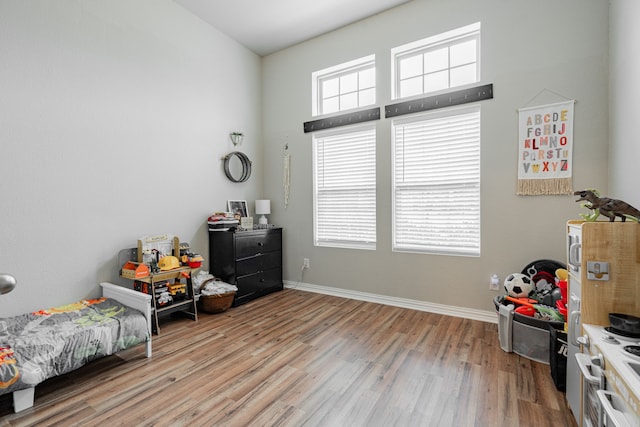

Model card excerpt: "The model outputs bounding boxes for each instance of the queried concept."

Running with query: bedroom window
[392,22,480,100]
[313,124,376,249]
[312,55,376,116]
[392,105,480,256]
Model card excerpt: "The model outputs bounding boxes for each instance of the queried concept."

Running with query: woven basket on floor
[198,292,235,313]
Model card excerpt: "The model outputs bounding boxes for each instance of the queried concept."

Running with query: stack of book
[207,213,239,231]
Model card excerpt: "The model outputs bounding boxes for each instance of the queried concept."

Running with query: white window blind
[314,125,376,249]
[393,106,480,256]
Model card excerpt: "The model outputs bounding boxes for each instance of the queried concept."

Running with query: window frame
[391,22,481,101]
[312,55,376,117]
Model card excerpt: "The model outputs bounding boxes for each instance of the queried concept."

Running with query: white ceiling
[173,0,412,56]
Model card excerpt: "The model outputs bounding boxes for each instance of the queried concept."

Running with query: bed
[0,282,152,412]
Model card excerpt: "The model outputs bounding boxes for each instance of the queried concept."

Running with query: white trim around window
[391,22,481,100]
[312,55,376,117]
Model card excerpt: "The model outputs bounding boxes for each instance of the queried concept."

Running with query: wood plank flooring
[0,289,577,427]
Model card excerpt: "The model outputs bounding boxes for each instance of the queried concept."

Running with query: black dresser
[208,227,283,306]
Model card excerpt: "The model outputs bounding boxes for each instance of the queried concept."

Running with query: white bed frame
[100,282,153,358]
[11,282,153,413]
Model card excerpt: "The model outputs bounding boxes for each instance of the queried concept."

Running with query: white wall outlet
[303,258,310,269]
[490,274,500,291]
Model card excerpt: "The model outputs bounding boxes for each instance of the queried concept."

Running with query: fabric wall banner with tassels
[517,100,575,195]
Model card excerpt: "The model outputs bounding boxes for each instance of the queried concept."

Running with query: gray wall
[609,0,640,205]
[0,0,263,316]
[262,0,609,312]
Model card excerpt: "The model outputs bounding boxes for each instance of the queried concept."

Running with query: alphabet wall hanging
[517,99,575,195]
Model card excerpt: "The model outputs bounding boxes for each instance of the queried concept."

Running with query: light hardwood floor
[0,289,577,427]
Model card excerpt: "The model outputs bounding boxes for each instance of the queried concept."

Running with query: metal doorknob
[577,335,590,347]
[0,273,17,295]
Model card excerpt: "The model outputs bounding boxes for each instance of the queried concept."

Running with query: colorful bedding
[0,297,149,396]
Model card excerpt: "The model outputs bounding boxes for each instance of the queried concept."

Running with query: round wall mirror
[223,151,252,183]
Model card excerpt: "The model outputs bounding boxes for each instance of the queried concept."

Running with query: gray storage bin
[494,296,564,364]
[513,320,550,364]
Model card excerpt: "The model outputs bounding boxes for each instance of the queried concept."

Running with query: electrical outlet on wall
[303,258,310,269]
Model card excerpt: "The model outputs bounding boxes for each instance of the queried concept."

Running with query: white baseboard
[284,280,498,324]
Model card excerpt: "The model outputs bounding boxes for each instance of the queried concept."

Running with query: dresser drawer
[235,267,283,304]
[237,267,282,287]
[235,230,281,259]
[236,251,281,277]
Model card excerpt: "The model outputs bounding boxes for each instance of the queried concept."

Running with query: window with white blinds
[392,105,480,256]
[313,124,376,249]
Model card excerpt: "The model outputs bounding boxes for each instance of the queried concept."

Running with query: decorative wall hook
[230,132,244,146]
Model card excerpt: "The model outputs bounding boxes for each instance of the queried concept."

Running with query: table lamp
[255,200,271,225]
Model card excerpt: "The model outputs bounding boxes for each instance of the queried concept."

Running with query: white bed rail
[100,282,152,358]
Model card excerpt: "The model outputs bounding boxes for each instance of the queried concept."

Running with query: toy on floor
[505,296,564,322]
[504,273,534,298]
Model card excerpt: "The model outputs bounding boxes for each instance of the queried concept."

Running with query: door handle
[575,353,604,386]
[568,242,581,270]
[597,390,633,427]
[569,310,582,346]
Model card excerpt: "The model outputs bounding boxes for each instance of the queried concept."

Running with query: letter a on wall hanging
[517,100,575,195]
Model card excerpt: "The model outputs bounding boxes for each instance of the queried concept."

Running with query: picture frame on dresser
[227,200,248,217]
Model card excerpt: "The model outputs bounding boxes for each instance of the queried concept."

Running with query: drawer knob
[258,242,264,247]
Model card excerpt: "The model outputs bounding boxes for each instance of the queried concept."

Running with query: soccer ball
[504,273,534,298]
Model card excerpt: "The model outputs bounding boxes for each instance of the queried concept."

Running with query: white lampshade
[255,199,271,225]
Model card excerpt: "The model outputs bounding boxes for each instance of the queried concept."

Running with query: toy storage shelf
[122,266,197,335]
[120,240,198,335]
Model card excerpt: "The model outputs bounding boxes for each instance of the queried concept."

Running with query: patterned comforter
[0,297,149,396]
